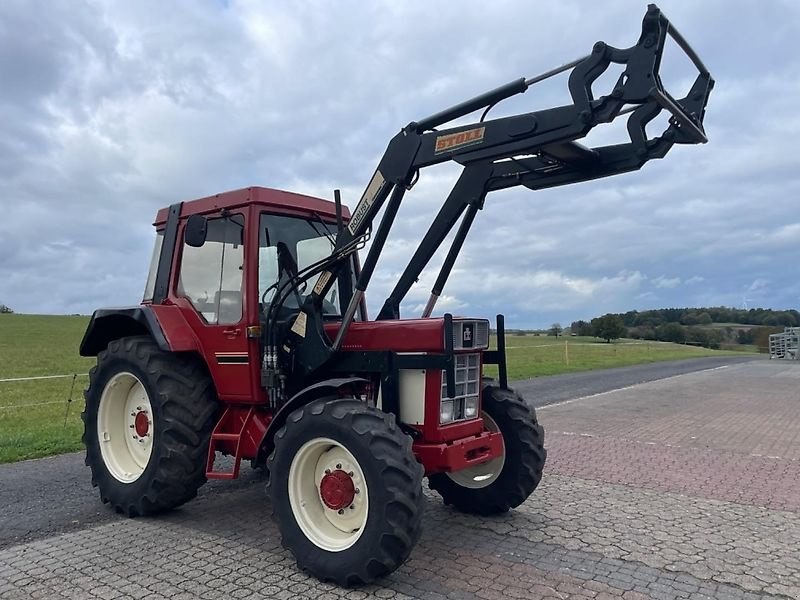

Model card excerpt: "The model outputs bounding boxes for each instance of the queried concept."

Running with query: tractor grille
[451,320,489,350]
[440,353,481,423]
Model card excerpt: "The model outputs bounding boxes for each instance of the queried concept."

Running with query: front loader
[79,5,712,586]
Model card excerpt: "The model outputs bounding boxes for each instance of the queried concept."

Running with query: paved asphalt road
[0,354,758,552]
[511,354,759,408]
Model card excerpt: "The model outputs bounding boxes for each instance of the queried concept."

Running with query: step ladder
[206,405,254,480]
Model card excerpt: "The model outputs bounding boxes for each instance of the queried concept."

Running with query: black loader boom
[265,3,714,379]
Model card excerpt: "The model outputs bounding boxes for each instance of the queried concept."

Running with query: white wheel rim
[288,437,369,552]
[446,412,505,489]
[97,372,153,483]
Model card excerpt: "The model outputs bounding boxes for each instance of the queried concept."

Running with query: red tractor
[80,5,712,585]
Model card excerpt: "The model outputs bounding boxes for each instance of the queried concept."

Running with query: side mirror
[185,215,207,247]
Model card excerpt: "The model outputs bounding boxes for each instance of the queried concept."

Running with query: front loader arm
[279,3,713,378]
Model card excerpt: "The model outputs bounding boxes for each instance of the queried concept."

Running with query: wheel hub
[133,411,150,437]
[319,469,355,510]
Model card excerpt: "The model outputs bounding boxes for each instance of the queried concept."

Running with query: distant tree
[697,312,713,325]
[763,315,780,326]
[681,312,701,326]
[686,327,710,347]
[549,323,563,337]
[640,327,657,341]
[591,314,626,343]
[753,327,783,353]
[570,320,593,336]
[0,304,13,314]
[706,329,724,349]
[657,322,686,344]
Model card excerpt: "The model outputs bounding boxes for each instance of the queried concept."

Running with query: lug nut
[337,509,344,515]
[325,469,331,474]
[348,471,354,477]
[349,505,355,510]
[355,488,360,494]
[130,412,136,417]
[129,425,134,429]
[336,463,341,469]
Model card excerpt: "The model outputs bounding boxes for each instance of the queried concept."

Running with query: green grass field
[0,314,753,464]
[0,314,93,463]
[483,335,744,380]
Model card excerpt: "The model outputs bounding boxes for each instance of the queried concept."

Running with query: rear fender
[255,377,369,466]
[79,305,199,356]
[80,306,168,356]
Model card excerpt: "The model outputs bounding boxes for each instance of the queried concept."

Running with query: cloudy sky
[1,0,798,328]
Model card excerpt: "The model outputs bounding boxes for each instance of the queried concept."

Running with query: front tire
[82,336,218,516]
[267,398,424,586]
[428,383,546,515]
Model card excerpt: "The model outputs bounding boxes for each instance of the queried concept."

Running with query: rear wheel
[268,398,424,586]
[428,383,546,515]
[82,336,218,516]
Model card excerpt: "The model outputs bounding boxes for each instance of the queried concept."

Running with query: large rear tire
[267,398,424,586]
[82,336,218,516]
[428,383,546,515]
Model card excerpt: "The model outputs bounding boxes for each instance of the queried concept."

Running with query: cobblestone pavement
[2,359,799,599]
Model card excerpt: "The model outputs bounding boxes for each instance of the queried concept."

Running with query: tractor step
[206,406,254,480]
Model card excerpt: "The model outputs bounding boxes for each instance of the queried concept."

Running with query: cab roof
[154,186,350,226]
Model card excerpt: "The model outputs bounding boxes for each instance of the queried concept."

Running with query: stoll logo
[435,127,486,155]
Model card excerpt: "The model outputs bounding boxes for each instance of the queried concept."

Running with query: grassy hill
[0,314,753,464]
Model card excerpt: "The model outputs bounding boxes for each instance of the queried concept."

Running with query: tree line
[616,307,799,327]
[569,306,796,349]
[569,315,627,342]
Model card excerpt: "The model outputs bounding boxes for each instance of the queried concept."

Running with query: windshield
[259,213,341,315]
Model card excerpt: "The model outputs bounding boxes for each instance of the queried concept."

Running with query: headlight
[464,396,479,419]
[440,399,455,424]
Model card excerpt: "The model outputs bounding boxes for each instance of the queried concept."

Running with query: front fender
[255,377,369,466]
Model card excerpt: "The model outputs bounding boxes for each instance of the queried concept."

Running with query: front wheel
[267,398,424,586]
[428,383,546,515]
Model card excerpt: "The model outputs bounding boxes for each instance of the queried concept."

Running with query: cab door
[173,211,253,400]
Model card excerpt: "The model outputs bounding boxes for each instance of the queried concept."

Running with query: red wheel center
[319,469,355,510]
[134,411,150,437]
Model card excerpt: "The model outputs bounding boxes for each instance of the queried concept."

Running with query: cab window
[178,215,244,324]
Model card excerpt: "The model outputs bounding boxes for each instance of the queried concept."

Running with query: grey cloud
[0,0,798,326]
